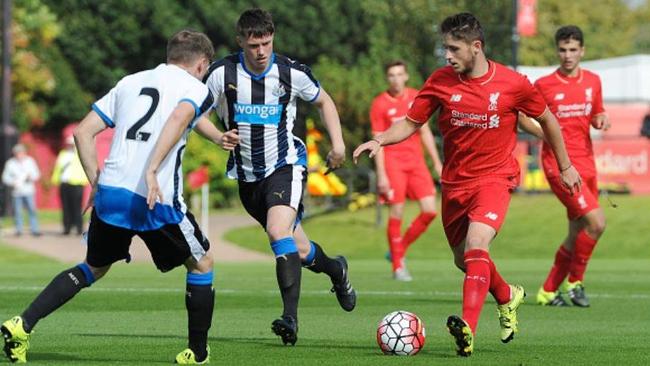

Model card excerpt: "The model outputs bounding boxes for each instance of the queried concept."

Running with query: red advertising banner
[593,139,650,194]
[517,0,537,37]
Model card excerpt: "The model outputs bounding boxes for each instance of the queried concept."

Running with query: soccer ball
[376,310,425,356]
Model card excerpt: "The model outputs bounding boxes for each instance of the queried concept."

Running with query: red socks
[569,230,598,283]
[488,259,511,305]
[402,212,437,249]
[543,245,572,292]
[387,218,403,271]
[462,249,491,334]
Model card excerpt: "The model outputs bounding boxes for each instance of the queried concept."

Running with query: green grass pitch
[1,194,649,365]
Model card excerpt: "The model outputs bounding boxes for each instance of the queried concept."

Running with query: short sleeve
[406,75,441,124]
[92,83,121,128]
[516,75,547,118]
[203,64,223,109]
[369,97,386,133]
[593,75,605,115]
[179,82,214,129]
[292,64,320,102]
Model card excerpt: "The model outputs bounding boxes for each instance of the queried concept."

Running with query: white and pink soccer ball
[376,310,425,356]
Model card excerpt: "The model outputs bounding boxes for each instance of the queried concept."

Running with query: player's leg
[266,204,301,345]
[537,219,578,306]
[565,202,605,307]
[178,253,214,364]
[401,164,437,253]
[140,210,213,364]
[402,195,437,251]
[387,203,412,280]
[440,189,475,356]
[383,165,408,278]
[2,210,120,363]
[294,224,356,311]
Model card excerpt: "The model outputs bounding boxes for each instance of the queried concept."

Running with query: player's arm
[145,102,196,209]
[517,112,545,140]
[419,123,443,177]
[534,108,582,195]
[74,111,108,186]
[193,115,239,151]
[312,88,345,170]
[353,118,421,163]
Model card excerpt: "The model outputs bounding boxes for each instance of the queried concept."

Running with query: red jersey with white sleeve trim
[407,61,547,189]
[535,68,605,178]
[370,88,423,162]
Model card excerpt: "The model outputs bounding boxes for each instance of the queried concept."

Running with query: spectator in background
[51,135,88,235]
[2,144,41,236]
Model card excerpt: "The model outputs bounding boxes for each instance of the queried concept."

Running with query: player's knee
[464,234,491,250]
[87,263,110,281]
[266,224,292,242]
[389,205,404,218]
[586,216,606,238]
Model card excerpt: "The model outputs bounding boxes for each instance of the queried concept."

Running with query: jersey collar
[458,60,496,86]
[239,52,276,80]
[554,67,583,84]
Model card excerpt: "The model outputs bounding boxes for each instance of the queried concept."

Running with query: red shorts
[381,160,436,204]
[547,175,599,220]
[441,183,514,247]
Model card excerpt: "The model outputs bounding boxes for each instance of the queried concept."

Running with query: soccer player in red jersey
[532,26,609,308]
[354,13,581,357]
[370,60,443,281]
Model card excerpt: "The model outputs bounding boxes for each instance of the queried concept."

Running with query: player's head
[166,29,214,80]
[555,25,584,74]
[440,13,485,75]
[384,60,409,93]
[237,8,275,74]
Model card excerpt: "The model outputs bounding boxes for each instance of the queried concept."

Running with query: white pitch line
[1,286,648,299]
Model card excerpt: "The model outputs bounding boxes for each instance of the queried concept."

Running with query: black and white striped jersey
[204,52,320,182]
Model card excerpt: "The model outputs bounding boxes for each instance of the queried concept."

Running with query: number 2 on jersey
[126,87,159,142]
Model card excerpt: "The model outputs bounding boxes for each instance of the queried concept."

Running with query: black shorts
[238,164,307,229]
[85,209,210,272]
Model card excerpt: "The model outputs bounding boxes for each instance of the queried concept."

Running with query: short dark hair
[555,25,584,46]
[440,12,485,46]
[237,8,275,39]
[167,29,214,64]
[384,60,408,74]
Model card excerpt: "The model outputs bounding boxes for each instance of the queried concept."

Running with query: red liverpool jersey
[535,68,605,178]
[370,88,423,162]
[407,61,547,188]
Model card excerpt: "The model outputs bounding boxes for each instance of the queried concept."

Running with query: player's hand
[326,145,346,170]
[219,129,239,151]
[560,165,582,196]
[377,173,391,196]
[353,139,381,164]
[591,114,610,131]
[145,170,163,210]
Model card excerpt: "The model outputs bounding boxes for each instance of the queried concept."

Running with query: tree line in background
[4,0,650,206]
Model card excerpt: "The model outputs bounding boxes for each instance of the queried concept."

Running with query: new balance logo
[450,94,462,102]
[585,88,593,102]
[485,212,498,221]
[488,115,500,128]
[554,93,565,100]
